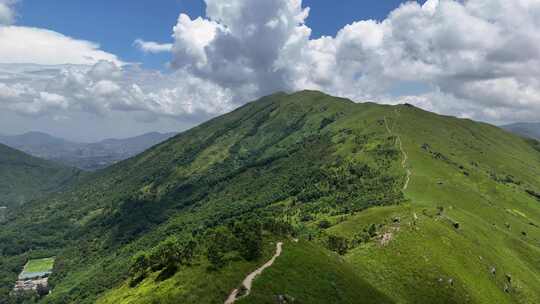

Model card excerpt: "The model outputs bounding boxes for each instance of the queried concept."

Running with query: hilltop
[0,91,539,304]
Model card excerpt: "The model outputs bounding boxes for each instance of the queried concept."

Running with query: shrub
[318,220,331,229]
[327,235,348,255]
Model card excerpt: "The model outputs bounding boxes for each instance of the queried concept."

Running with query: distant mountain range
[502,122,540,140]
[0,131,178,171]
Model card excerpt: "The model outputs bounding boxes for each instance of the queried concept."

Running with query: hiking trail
[384,112,411,191]
[225,242,284,304]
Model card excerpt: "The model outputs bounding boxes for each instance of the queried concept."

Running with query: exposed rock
[275,294,295,303]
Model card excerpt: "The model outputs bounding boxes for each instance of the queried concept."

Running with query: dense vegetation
[0,144,80,209]
[0,91,539,304]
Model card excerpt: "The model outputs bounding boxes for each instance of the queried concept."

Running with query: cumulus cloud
[164,0,540,123]
[134,39,173,53]
[0,0,16,25]
[0,26,122,65]
[171,0,310,99]
[0,61,236,118]
[3,0,540,127]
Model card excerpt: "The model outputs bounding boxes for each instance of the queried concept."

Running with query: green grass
[96,240,279,304]
[23,258,55,273]
[322,104,540,303]
[0,91,539,303]
[237,240,393,304]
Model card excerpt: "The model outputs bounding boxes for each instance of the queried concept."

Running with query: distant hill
[0,143,80,209]
[0,91,539,303]
[502,122,540,140]
[0,131,178,171]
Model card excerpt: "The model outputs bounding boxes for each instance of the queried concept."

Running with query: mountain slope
[1,91,539,304]
[0,144,80,209]
[502,122,540,140]
[0,132,177,171]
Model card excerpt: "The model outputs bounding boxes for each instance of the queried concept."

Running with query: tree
[367,223,377,238]
[130,252,150,276]
[36,283,50,297]
[318,220,331,229]
[206,227,234,269]
[327,235,348,255]
[129,236,199,285]
[233,220,263,261]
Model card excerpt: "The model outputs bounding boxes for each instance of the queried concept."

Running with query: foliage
[0,144,81,209]
[326,235,349,255]
[0,91,538,304]
[129,236,197,285]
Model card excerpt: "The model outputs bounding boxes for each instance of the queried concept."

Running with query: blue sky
[16,0,423,69]
[1,0,538,141]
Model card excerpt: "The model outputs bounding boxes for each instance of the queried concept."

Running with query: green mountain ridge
[1,91,539,304]
[0,144,81,209]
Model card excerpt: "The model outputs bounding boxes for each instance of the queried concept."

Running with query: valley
[0,132,178,171]
[0,91,539,304]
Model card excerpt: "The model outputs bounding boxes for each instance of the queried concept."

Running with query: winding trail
[384,113,411,191]
[225,242,284,304]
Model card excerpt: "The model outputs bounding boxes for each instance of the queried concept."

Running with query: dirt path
[225,242,284,304]
[384,113,411,191]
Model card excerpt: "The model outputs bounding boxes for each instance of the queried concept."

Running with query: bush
[129,236,197,285]
[318,220,331,229]
[327,235,348,255]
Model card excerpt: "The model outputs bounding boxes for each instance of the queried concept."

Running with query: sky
[0,0,539,142]
[15,1,418,69]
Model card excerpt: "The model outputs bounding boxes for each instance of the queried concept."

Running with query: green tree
[129,252,150,286]
[234,220,263,261]
[327,235,348,255]
[206,227,235,269]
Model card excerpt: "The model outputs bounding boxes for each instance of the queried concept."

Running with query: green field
[23,258,55,274]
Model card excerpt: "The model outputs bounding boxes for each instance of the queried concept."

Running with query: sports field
[19,257,55,279]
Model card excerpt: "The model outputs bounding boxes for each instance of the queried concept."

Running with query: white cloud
[171,0,311,98]
[0,26,122,65]
[134,39,173,53]
[0,0,15,25]
[2,0,540,127]
[0,61,236,119]
[163,0,540,123]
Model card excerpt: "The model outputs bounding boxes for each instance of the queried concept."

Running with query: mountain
[0,91,539,304]
[502,122,540,140]
[0,143,80,209]
[0,132,178,171]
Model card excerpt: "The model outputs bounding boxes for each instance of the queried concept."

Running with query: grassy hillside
[0,144,80,209]
[0,91,539,304]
